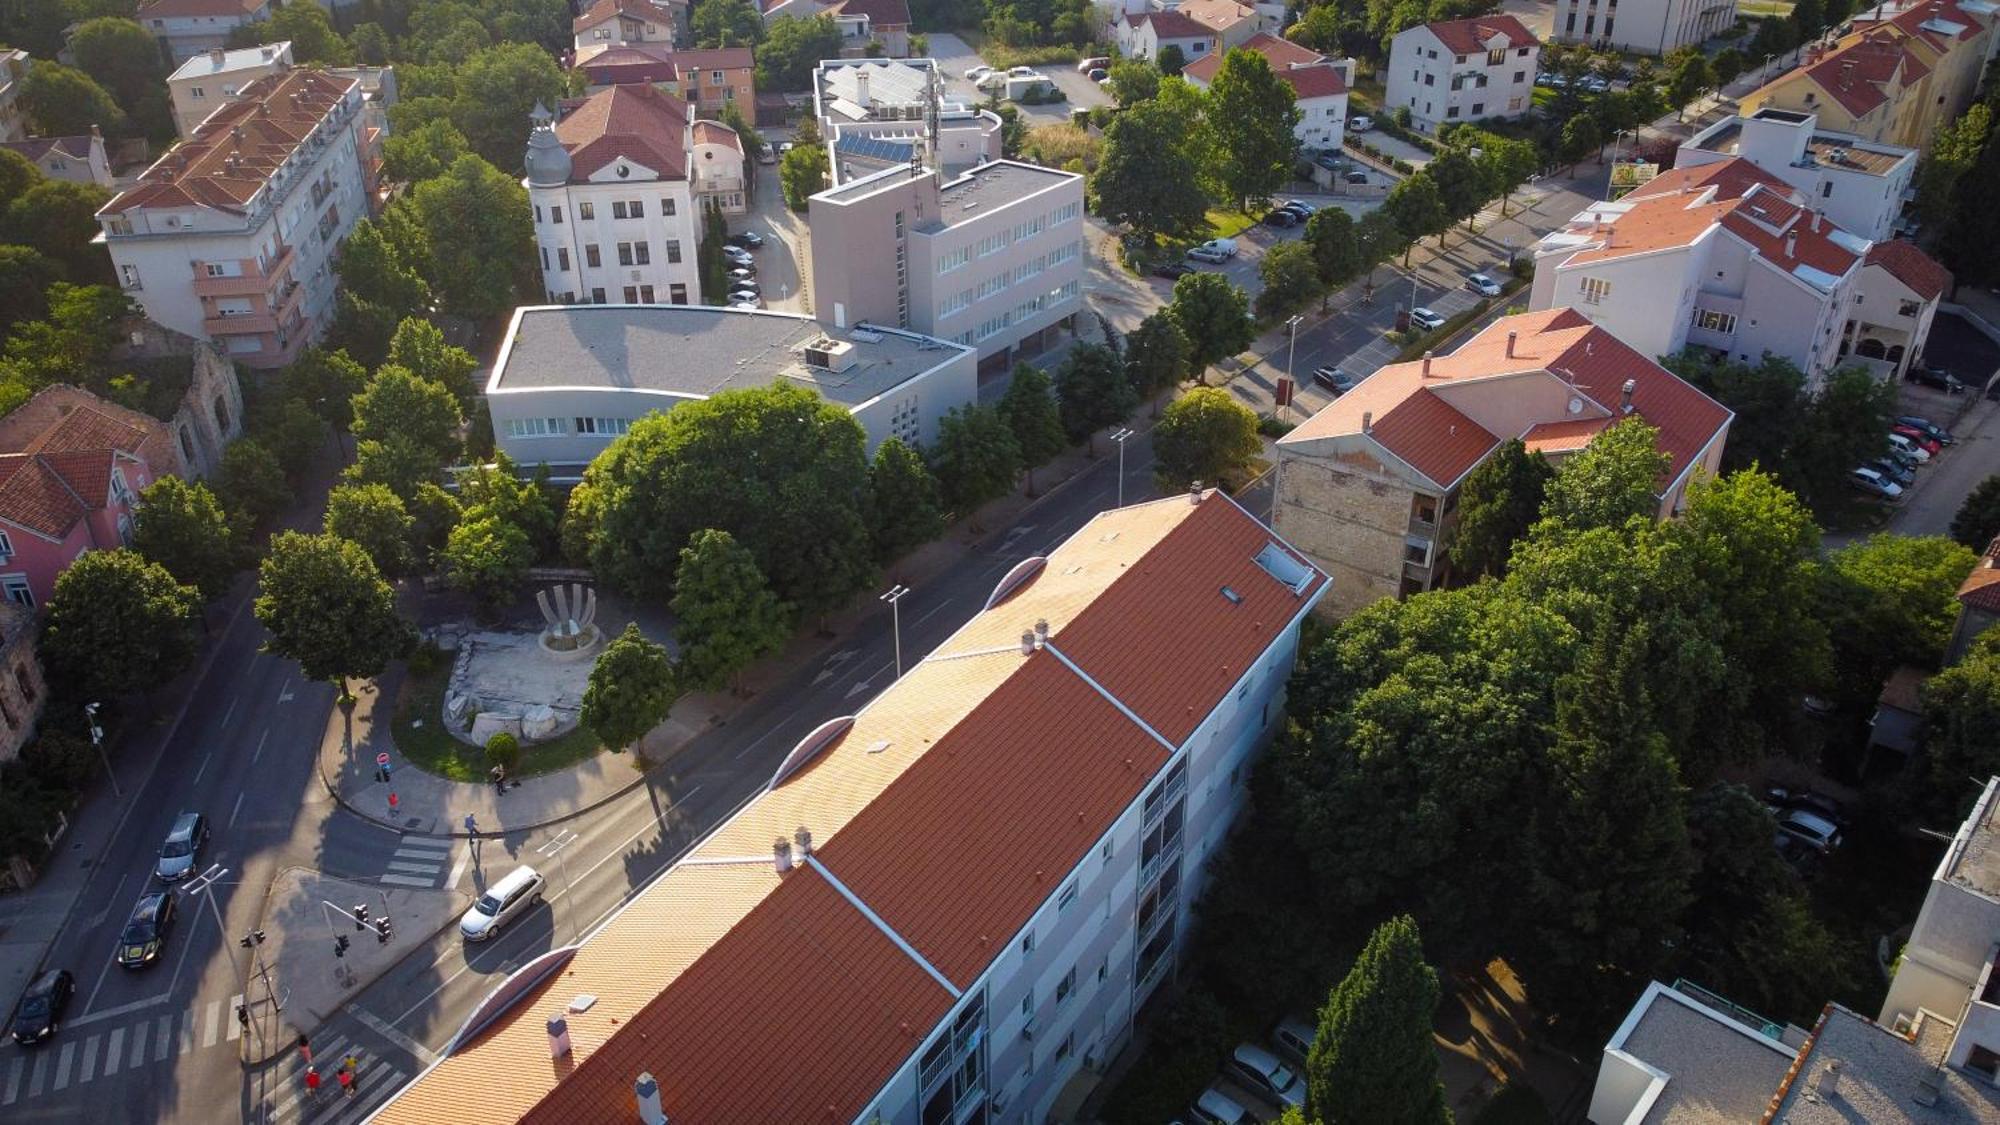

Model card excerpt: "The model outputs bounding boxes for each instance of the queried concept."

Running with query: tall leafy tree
[1923,632,2000,819]
[1255,240,1321,320]
[16,63,126,138]
[691,0,765,46]
[1382,172,1448,265]
[866,437,946,563]
[401,154,533,318]
[67,17,171,138]
[1819,534,1978,703]
[444,510,534,611]
[216,438,294,527]
[1091,93,1214,241]
[381,118,471,185]
[1124,310,1192,401]
[387,317,478,404]
[282,347,370,430]
[1953,475,2000,549]
[325,482,415,577]
[351,364,464,462]
[1107,58,1160,106]
[3,180,115,283]
[1305,207,1361,294]
[780,143,828,210]
[1206,48,1300,210]
[1538,417,1667,533]
[1167,271,1253,372]
[756,15,845,91]
[1450,439,1553,579]
[229,1,353,64]
[671,528,793,691]
[450,42,566,172]
[999,363,1067,493]
[1153,387,1260,490]
[43,550,201,701]
[255,532,413,697]
[1305,915,1452,1125]
[1423,147,1491,232]
[581,623,679,753]
[928,404,1022,512]
[1053,342,1135,447]
[131,477,238,600]
[0,247,61,337]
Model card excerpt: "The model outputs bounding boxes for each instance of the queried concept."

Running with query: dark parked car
[1152,262,1194,280]
[1264,208,1301,228]
[1344,170,1369,184]
[1314,152,1345,171]
[1767,785,1846,826]
[117,891,178,969]
[10,970,74,1045]
[1906,365,1967,394]
[1896,415,1954,445]
[1869,456,1915,487]
[725,231,764,249]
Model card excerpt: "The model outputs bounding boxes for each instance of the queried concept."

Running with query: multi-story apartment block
[96,69,369,369]
[135,0,274,66]
[0,132,113,187]
[1113,10,1217,64]
[1385,16,1540,133]
[1594,776,2000,1123]
[814,59,1004,187]
[166,42,293,138]
[572,0,686,61]
[0,50,31,143]
[810,159,1087,368]
[1740,0,1998,151]
[372,487,1328,1125]
[1273,309,1731,617]
[523,83,745,305]
[1184,33,1352,151]
[1553,0,1735,53]
[1678,108,1916,241]
[1530,157,1876,381]
[575,45,757,116]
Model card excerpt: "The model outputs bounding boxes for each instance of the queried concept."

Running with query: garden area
[388,641,609,782]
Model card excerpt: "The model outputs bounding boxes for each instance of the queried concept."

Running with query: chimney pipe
[1020,630,1036,655]
[1421,350,1434,376]
[1361,411,1373,434]
[794,825,813,858]
[209,47,226,65]
[548,1015,573,1059]
[1505,331,1517,358]
[1811,210,1821,233]
[635,1071,668,1125]
[773,837,793,873]
[1189,482,1203,504]
[1034,619,1049,645]
[1785,233,1798,257]
[1620,378,1636,413]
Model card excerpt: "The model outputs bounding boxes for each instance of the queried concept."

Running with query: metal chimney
[548,1015,573,1059]
[794,825,813,858]
[636,1071,668,1124]
[1620,378,1636,414]
[773,837,793,873]
[1361,411,1373,434]
[1505,331,1517,358]
[1033,619,1049,646]
[1020,630,1036,655]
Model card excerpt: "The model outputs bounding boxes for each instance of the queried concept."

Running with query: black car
[1906,366,1967,394]
[10,970,73,1045]
[725,231,764,249]
[117,891,177,969]
[1152,262,1193,280]
[1263,209,1300,228]
[1869,456,1915,487]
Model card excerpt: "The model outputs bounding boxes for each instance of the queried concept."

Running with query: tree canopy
[929,404,1023,513]
[1168,272,1252,371]
[1450,439,1552,579]
[1153,387,1260,490]
[999,363,1067,491]
[1305,915,1452,1125]
[254,531,413,690]
[865,437,946,563]
[324,482,416,576]
[1091,89,1215,241]
[1054,342,1136,446]
[582,622,679,752]
[1207,48,1300,209]
[131,477,239,600]
[671,528,793,690]
[43,549,200,701]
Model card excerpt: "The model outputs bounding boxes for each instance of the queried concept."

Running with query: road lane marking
[221,694,239,728]
[377,874,435,888]
[226,994,243,1041]
[202,999,220,1047]
[78,1035,98,1083]
[230,790,248,828]
[253,728,269,764]
[912,598,957,627]
[385,860,439,875]
[350,1005,439,1066]
[275,677,294,704]
[445,844,471,890]
[52,1042,73,1090]
[70,993,168,1030]
[0,1056,18,1104]
[26,1051,45,1097]
[153,1014,172,1060]
[102,1028,123,1077]
[178,1016,194,1055]
[126,1020,146,1070]
[191,751,213,785]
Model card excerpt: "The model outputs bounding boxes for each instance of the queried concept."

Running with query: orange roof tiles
[1798,30,1928,117]
[1569,158,1861,283]
[1177,0,1261,34]
[0,455,89,539]
[1122,10,1210,38]
[572,0,676,33]
[23,402,152,457]
[137,0,262,16]
[1521,416,1611,454]
[103,69,355,215]
[1183,32,1334,81]
[1867,238,1951,300]
[1424,13,1540,54]
[691,119,742,151]
[1961,537,2000,614]
[555,83,690,181]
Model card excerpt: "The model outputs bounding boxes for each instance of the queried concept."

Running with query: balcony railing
[1136,949,1173,999]
[1137,839,1180,894]
[191,244,294,296]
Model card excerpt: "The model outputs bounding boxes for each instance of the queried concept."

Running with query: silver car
[1227,1042,1307,1109]
[1410,307,1447,331]
[155,811,208,882]
[459,865,545,942]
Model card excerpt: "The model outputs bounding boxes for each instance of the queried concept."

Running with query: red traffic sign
[376,753,390,767]
[1275,376,1295,407]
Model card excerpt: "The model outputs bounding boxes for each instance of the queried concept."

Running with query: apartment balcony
[696,174,745,194]
[1136,948,1173,1000]
[191,244,295,297]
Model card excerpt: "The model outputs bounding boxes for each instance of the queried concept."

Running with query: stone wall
[1273,446,1416,620]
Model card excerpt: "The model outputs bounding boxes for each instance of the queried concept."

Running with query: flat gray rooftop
[492,306,963,407]
[933,161,1077,228]
[1771,1006,2000,1123]
[1621,988,1794,1125]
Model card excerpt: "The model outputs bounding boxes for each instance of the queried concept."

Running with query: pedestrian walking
[490,763,507,795]
[304,1066,321,1101]
[344,1052,359,1074]
[338,1067,355,1099]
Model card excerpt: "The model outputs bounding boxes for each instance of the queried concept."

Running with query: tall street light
[84,702,118,797]
[537,829,582,943]
[879,585,909,679]
[1284,315,1304,419]
[1108,428,1134,508]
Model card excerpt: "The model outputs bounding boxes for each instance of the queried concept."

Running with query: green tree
[1538,417,1667,533]
[0,247,61,337]
[1107,58,1160,106]
[350,21,392,65]
[928,404,1022,512]
[1124,309,1192,401]
[0,149,38,208]
[351,364,464,462]
[382,117,471,185]
[455,452,557,558]
[450,43,565,171]
[1560,115,1601,170]
[1666,50,1714,119]
[1091,93,1214,241]
[3,180,115,283]
[68,17,170,137]
[1450,439,1553,579]
[1788,366,1897,513]
[1158,43,1186,76]
[282,347,370,430]
[131,477,238,600]
[255,532,413,696]
[1153,386,1259,490]
[1354,208,1404,274]
[1425,147,1492,232]
[444,510,534,611]
[1819,534,1978,703]
[402,155,533,317]
[1207,48,1300,210]
[1383,172,1448,265]
[387,317,478,404]
[345,433,442,499]
[780,143,828,210]
[999,363,1067,493]
[333,219,432,345]
[1167,271,1253,372]
[757,15,845,91]
[324,482,415,576]
[1712,47,1746,85]
[1923,632,2000,818]
[43,550,200,701]
[216,438,294,527]
[1305,207,1361,297]
[17,63,125,138]
[1917,104,1993,244]
[408,482,463,566]
[1306,915,1452,1125]
[1953,475,2000,549]
[865,436,947,563]
[672,528,793,690]
[1054,342,1135,447]
[581,622,679,753]
[1255,239,1322,320]
[691,0,765,46]
[1479,136,1540,218]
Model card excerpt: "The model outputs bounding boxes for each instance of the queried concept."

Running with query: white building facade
[97,69,368,368]
[1553,0,1737,54]
[1183,32,1352,151]
[1384,15,1541,133]
[572,0,684,61]
[166,41,294,139]
[136,0,275,65]
[1677,108,1916,241]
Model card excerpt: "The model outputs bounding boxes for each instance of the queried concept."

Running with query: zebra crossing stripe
[2,1054,20,1105]
[79,1035,99,1083]
[53,1042,74,1091]
[25,1051,45,1098]
[203,999,221,1048]
[102,1027,124,1078]
[127,1020,146,1069]
[180,1015,196,1056]
[384,860,440,875]
[269,1035,352,1120]
[153,1014,173,1062]
[377,874,434,888]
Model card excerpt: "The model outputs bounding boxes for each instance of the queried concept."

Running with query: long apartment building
[370,488,1328,1124]
[96,68,369,369]
[1678,107,1916,241]
[809,159,1086,369]
[1552,0,1735,54]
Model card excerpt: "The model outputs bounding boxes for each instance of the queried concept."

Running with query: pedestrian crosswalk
[0,992,247,1106]
[377,836,454,889]
[255,1028,410,1124]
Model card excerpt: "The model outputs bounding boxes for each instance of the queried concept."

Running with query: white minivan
[460,865,545,942]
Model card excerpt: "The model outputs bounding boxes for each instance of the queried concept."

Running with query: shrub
[1257,414,1296,438]
[485,731,520,772]
[406,638,446,679]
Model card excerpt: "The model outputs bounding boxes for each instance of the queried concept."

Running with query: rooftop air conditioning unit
[804,338,857,372]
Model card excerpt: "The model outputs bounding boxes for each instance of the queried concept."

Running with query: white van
[459,865,545,942]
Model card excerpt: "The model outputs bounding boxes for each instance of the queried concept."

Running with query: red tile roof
[555,83,689,181]
[1374,381,1499,488]
[1866,238,1951,300]
[1124,10,1210,39]
[828,0,913,26]
[22,402,153,458]
[574,43,677,82]
[691,119,742,151]
[1521,415,1611,454]
[1575,158,1862,284]
[1423,13,1540,55]
[0,455,89,539]
[1798,29,1929,117]
[669,46,755,71]
[1960,537,2000,614]
[1177,0,1261,34]
[1854,0,1992,47]
[1183,33,1347,97]
[573,0,676,33]
[103,69,356,215]
[0,399,153,538]
[137,0,263,17]
[1284,64,1348,99]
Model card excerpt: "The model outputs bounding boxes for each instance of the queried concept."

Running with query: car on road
[1264,208,1301,227]
[1906,365,1967,394]
[1280,199,1316,217]
[155,810,209,882]
[1227,1042,1307,1109]
[964,64,994,82]
[1007,65,1038,78]
[1409,306,1447,331]
[10,969,74,1045]
[1186,238,1238,263]
[1152,262,1194,280]
[1772,806,1843,854]
[117,890,178,969]
[1348,114,1373,131]
[1885,431,1932,463]
[1183,1086,1256,1125]
[1892,425,1942,455]
[1849,466,1904,499]
[728,288,762,306]
[1313,366,1359,394]
[756,142,775,165]
[1077,55,1111,73]
[1314,152,1345,171]
[726,231,764,249]
[1579,75,1610,93]
[1466,271,1502,296]
[1270,1016,1317,1069]
[459,865,545,942]
[1345,169,1369,184]
[1896,415,1954,445]
[1869,456,1915,487]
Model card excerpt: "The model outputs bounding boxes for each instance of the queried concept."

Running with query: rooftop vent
[1034,618,1049,644]
[636,1071,668,1124]
[1362,411,1373,434]
[1505,331,1517,358]
[794,825,813,858]
[1020,630,1036,655]
[1220,585,1243,605]
[773,837,793,873]
[1189,482,1204,504]
[547,1015,572,1059]
[1620,378,1636,414]
[803,337,857,372]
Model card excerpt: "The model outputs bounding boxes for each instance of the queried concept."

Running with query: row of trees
[1913,58,2000,285]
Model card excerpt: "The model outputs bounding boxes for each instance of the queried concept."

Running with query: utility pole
[537,830,582,942]
[1284,315,1303,420]
[84,702,118,797]
[1108,427,1134,509]
[186,865,260,1053]
[878,585,908,679]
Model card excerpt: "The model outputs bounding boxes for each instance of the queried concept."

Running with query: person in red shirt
[338,1067,355,1099]
[304,1066,321,1100]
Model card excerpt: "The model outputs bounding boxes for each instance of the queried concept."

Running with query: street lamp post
[879,585,909,679]
[186,865,262,1053]
[536,830,582,942]
[1284,315,1303,419]
[1108,428,1134,509]
[84,702,118,797]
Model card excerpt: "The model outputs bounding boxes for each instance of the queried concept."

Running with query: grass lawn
[390,657,608,781]
[1204,208,1258,238]
[1737,0,1794,15]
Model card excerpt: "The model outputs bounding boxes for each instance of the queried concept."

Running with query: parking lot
[924,32,1113,125]
[1919,311,2000,396]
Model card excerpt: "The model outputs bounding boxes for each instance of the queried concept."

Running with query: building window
[670,282,688,304]
[2,576,31,608]
[552,205,563,224]
[1487,48,1506,64]
[1055,1031,1074,1062]
[628,199,644,218]
[1580,276,1611,304]
[190,86,205,99]
[591,288,606,303]
[622,285,638,303]
[579,201,594,220]
[1424,73,1435,86]
[612,200,627,219]
[665,239,682,264]
[541,246,550,270]
[639,285,654,302]
[585,244,601,268]
[120,264,141,289]
[504,417,566,438]
[1513,70,1525,82]
[1057,881,1077,911]
[1692,308,1737,333]
[535,205,543,223]
[1055,965,1076,1005]
[618,243,633,266]
[1448,106,1461,118]
[1021,929,1036,955]
[14,665,33,704]
[0,532,11,563]
[662,198,676,216]
[558,247,571,271]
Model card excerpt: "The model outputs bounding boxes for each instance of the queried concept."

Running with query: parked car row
[724,234,764,307]
[1175,1021,1318,1123]
[1536,72,1611,93]
[1851,414,1954,500]
[1262,198,1318,228]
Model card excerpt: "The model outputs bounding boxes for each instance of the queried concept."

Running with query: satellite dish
[1567,396,1583,415]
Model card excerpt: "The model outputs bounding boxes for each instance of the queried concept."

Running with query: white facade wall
[530,176,702,306]
[1534,243,1703,365]
[1849,262,1938,379]
[1552,0,1735,54]
[1294,91,1349,150]
[912,176,1087,363]
[1384,25,1539,132]
[167,44,293,139]
[574,11,678,56]
[1677,112,1916,241]
[141,4,274,64]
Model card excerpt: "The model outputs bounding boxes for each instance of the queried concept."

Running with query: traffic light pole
[185,865,262,1054]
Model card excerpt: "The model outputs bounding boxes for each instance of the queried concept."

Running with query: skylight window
[1254,542,1315,595]
[1220,586,1243,605]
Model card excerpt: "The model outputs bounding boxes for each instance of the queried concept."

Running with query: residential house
[0,345,242,489]
[759,0,914,56]
[166,41,294,139]
[1183,33,1353,151]
[571,0,685,61]
[1176,0,1274,51]
[486,305,975,474]
[1552,0,1736,53]
[810,159,1087,369]
[1530,157,1873,382]
[0,50,31,143]
[689,120,747,214]
[135,0,275,66]
[1384,15,1541,133]
[0,397,160,610]
[97,69,370,369]
[1114,10,1215,65]
[370,487,1328,1125]
[813,59,1003,186]
[524,84,745,306]
[1678,108,1917,241]
[1273,309,1732,617]
[571,45,757,113]
[1740,0,1998,152]
[1947,536,2000,664]
[0,602,46,768]
[0,132,112,187]
[1848,237,1951,381]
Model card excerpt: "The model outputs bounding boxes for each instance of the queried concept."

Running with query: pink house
[0,398,159,610]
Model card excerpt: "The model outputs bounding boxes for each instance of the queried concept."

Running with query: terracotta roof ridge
[801,856,962,997]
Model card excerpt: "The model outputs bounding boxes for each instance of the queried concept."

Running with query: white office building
[1552,0,1737,54]
[1384,15,1541,133]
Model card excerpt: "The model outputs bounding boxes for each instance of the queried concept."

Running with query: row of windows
[971,281,1081,341]
[540,239,683,271]
[937,200,1084,273]
[534,198,679,225]
[504,416,637,439]
[550,284,690,305]
[937,241,1085,319]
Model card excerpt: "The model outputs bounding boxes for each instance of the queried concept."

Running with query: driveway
[1921,310,2000,396]
[1352,127,1432,169]
[736,142,808,313]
